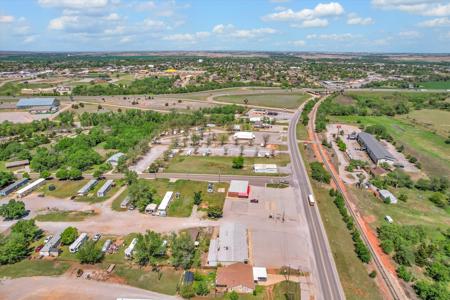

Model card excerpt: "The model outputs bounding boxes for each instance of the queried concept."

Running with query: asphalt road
[288,105,345,300]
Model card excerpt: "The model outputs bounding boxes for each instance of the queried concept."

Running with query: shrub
[61,226,78,245]
[232,156,244,169]
[397,265,413,282]
[369,270,377,278]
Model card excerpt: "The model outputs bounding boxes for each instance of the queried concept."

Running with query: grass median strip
[35,210,97,222]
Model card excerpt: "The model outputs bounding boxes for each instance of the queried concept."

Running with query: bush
[369,270,377,278]
[61,226,78,245]
[428,193,447,208]
[310,162,331,184]
[77,240,104,264]
[380,239,395,254]
[397,265,413,282]
[232,156,244,169]
[0,199,26,220]
[207,206,223,219]
[180,285,195,299]
[48,184,56,191]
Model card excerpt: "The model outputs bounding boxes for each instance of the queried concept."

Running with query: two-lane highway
[288,104,345,300]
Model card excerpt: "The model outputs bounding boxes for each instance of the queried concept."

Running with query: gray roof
[217,223,248,263]
[107,152,125,164]
[78,179,98,195]
[0,178,29,196]
[358,132,395,161]
[16,98,58,107]
[41,232,62,253]
[97,179,113,195]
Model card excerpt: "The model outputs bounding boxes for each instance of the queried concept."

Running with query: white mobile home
[16,178,45,198]
[233,132,255,141]
[40,231,62,257]
[120,196,130,209]
[157,191,174,217]
[77,179,98,196]
[69,233,88,253]
[145,203,158,214]
[97,180,114,197]
[101,239,112,253]
[125,238,138,259]
[253,164,278,174]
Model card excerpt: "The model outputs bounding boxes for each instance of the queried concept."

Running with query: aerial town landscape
[0,1,449,300]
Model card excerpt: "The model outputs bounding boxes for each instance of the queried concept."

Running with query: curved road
[288,104,345,300]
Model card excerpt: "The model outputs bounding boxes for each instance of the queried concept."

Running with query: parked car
[250,198,259,203]
[207,183,214,193]
[93,233,101,242]
[128,204,135,211]
[35,245,44,253]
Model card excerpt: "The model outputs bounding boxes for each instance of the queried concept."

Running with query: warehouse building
[253,164,277,174]
[16,178,45,198]
[357,132,395,165]
[0,178,29,196]
[40,231,62,257]
[77,179,98,196]
[228,180,250,198]
[208,223,249,266]
[97,180,114,197]
[16,98,59,113]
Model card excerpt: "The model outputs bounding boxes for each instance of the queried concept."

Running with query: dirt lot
[223,185,313,271]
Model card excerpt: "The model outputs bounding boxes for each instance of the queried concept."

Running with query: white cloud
[163,32,210,43]
[291,18,329,28]
[419,17,450,27]
[372,1,450,17]
[48,15,78,30]
[306,33,358,41]
[137,1,156,10]
[23,35,38,44]
[263,2,344,22]
[212,24,234,34]
[398,30,422,39]
[347,13,374,25]
[0,15,14,23]
[289,40,306,46]
[230,28,276,38]
[104,13,120,21]
[38,0,109,9]
[142,19,170,31]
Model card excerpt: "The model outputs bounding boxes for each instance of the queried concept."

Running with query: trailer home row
[69,233,88,253]
[77,179,98,196]
[16,178,45,197]
[0,178,29,196]
[97,180,114,197]
[125,238,138,259]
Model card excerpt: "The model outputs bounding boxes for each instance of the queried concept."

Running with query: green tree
[0,171,15,188]
[61,227,78,245]
[77,240,104,264]
[11,220,40,243]
[128,180,155,212]
[171,233,195,269]
[232,156,244,169]
[180,284,195,299]
[195,281,209,296]
[68,168,82,180]
[125,170,138,185]
[0,233,29,264]
[194,191,202,205]
[0,200,26,220]
[397,266,413,282]
[55,168,69,180]
[134,230,165,266]
[229,291,239,300]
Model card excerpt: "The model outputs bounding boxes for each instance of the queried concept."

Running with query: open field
[399,109,450,137]
[417,81,450,89]
[0,260,70,279]
[115,266,182,295]
[35,210,97,222]
[298,143,383,300]
[40,179,88,198]
[164,154,290,176]
[215,93,310,109]
[330,115,450,177]
[273,281,301,300]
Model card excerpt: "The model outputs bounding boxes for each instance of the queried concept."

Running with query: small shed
[183,271,195,285]
[145,203,158,214]
[107,152,125,166]
[233,132,255,140]
[252,267,268,282]
[379,189,398,204]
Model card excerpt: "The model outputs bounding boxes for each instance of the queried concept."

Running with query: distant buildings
[357,132,395,165]
[208,223,249,267]
[16,97,59,114]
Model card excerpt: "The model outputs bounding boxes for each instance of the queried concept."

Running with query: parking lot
[222,185,313,271]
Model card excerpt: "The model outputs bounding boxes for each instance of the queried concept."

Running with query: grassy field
[0,260,70,278]
[35,210,97,222]
[111,188,129,211]
[165,154,290,176]
[148,179,228,216]
[215,93,310,109]
[272,281,301,300]
[296,121,309,140]
[330,115,450,177]
[399,109,450,137]
[40,179,88,198]
[350,186,449,231]
[0,82,54,96]
[418,81,450,89]
[297,141,383,300]
[115,266,182,295]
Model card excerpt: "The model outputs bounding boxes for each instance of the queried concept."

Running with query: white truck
[308,193,315,206]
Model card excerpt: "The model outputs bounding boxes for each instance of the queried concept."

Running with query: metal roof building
[16,98,59,108]
[5,160,29,168]
[77,179,98,196]
[233,132,255,140]
[0,178,29,196]
[40,231,62,257]
[207,223,249,266]
[157,191,174,216]
[97,179,114,197]
[379,189,398,204]
[16,178,45,197]
[253,164,278,174]
[357,132,395,165]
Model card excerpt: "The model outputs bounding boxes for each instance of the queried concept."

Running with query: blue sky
[0,0,449,53]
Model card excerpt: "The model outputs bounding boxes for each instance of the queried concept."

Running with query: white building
[77,179,98,196]
[125,238,138,259]
[69,233,88,253]
[233,132,255,140]
[158,191,174,216]
[97,180,114,197]
[107,152,125,166]
[252,267,268,282]
[16,178,45,198]
[40,232,62,257]
[145,203,158,214]
[253,164,278,174]
[379,189,398,204]
[207,223,249,266]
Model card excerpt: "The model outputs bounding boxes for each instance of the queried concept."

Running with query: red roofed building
[216,262,255,294]
[227,180,250,198]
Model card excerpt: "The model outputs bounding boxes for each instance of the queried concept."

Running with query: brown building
[216,263,255,294]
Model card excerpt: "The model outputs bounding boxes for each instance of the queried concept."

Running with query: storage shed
[379,189,398,204]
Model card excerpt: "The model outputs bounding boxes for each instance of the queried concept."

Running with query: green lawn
[0,260,70,278]
[148,179,228,216]
[164,154,290,176]
[296,121,309,140]
[297,142,383,300]
[115,266,182,295]
[111,188,129,211]
[399,109,450,138]
[330,115,450,177]
[418,81,450,89]
[273,281,301,300]
[39,179,88,198]
[215,93,310,109]
[35,210,97,222]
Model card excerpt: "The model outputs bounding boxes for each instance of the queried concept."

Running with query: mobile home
[97,180,114,197]
[77,179,98,196]
[157,191,174,217]
[16,178,45,198]
[120,196,130,209]
[124,238,138,259]
[69,233,88,253]
[40,231,62,257]
[0,178,29,196]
